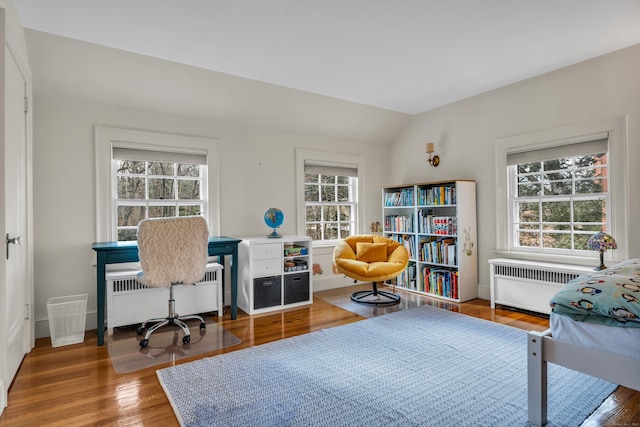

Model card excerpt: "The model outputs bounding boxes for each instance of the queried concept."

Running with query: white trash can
[47,294,88,347]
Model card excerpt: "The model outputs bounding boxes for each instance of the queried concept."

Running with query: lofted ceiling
[13,0,640,115]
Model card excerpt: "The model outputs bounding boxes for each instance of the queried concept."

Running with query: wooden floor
[0,285,637,426]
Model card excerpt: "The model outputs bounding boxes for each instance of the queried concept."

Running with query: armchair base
[350,282,401,305]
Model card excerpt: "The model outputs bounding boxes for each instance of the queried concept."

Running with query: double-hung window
[95,126,220,242]
[295,149,364,246]
[495,116,629,263]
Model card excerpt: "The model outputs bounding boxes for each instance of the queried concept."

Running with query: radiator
[488,258,592,314]
[106,262,223,330]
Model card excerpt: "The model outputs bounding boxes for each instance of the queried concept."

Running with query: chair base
[350,282,401,306]
[137,284,206,347]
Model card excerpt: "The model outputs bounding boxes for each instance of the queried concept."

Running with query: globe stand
[267,228,282,238]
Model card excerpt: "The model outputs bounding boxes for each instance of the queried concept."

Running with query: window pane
[323,205,337,221]
[517,162,541,173]
[306,205,321,221]
[306,223,321,240]
[339,205,351,221]
[179,205,201,216]
[117,206,146,226]
[117,160,145,174]
[544,170,572,180]
[305,184,319,202]
[149,206,175,218]
[337,186,350,202]
[148,162,174,175]
[574,234,591,250]
[177,164,200,177]
[543,179,572,195]
[518,202,539,222]
[320,175,335,184]
[339,223,352,238]
[321,185,335,202]
[323,223,338,240]
[575,178,607,194]
[517,182,541,197]
[337,176,349,184]
[541,201,570,222]
[305,173,319,184]
[543,232,571,249]
[178,179,200,199]
[149,178,175,199]
[543,158,570,171]
[518,231,539,247]
[574,199,605,223]
[117,176,145,199]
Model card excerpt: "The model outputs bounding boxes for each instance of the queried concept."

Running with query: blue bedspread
[550,258,640,327]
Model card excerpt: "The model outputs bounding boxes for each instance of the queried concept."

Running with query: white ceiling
[13,0,640,115]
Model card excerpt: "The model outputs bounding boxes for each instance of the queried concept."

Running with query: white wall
[389,43,640,299]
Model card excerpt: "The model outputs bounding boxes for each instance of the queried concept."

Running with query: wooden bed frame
[527,328,640,426]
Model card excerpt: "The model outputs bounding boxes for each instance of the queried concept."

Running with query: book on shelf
[418,185,457,206]
[388,234,416,259]
[384,188,414,207]
[384,214,414,233]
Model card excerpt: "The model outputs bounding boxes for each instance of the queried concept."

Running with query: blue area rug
[157,304,616,427]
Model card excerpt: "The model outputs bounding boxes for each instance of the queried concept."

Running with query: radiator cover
[106,262,223,329]
[488,258,592,314]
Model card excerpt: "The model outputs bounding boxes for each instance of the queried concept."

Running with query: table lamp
[587,232,617,271]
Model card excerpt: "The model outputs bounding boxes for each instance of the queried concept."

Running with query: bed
[527,258,640,426]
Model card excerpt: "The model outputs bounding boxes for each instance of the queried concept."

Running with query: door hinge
[24,303,30,320]
[24,97,29,113]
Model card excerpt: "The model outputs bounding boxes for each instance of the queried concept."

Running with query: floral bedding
[550,258,640,327]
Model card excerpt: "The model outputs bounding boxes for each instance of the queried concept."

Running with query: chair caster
[136,326,145,335]
[182,335,191,344]
[199,322,206,331]
[139,339,149,348]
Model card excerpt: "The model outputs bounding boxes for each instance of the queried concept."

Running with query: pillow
[355,242,388,263]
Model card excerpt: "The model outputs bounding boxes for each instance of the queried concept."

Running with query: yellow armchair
[333,235,409,305]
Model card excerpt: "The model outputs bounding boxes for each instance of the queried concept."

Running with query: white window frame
[494,115,629,264]
[295,149,365,247]
[95,126,221,242]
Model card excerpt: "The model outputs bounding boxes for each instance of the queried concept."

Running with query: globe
[264,208,284,238]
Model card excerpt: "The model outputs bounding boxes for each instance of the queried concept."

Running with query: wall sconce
[426,143,440,167]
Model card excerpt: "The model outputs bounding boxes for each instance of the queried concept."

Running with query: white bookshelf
[383,180,478,302]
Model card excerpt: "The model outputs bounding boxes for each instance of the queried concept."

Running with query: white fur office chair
[135,216,209,348]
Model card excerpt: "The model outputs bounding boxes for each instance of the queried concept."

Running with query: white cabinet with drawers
[238,235,312,315]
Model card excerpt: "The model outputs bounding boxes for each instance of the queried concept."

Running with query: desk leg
[231,248,238,320]
[96,253,106,346]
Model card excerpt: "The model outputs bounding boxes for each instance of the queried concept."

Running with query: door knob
[6,234,21,260]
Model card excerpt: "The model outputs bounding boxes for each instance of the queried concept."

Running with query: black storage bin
[284,273,310,305]
[253,276,281,309]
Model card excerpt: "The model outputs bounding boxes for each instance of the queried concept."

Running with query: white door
[3,45,30,393]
